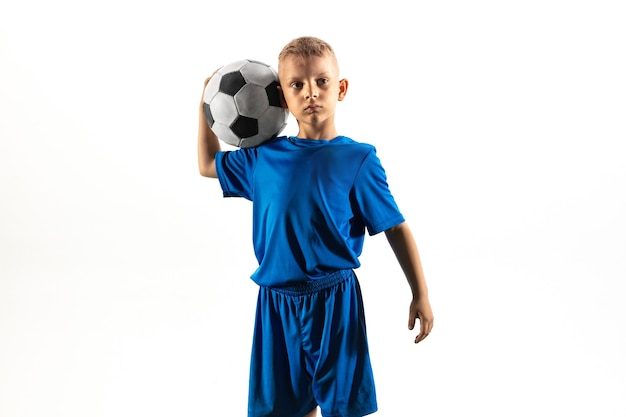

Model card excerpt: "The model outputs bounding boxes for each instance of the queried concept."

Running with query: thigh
[303,274,378,417]
[248,287,317,417]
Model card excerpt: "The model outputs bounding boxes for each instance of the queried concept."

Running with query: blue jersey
[215,135,405,287]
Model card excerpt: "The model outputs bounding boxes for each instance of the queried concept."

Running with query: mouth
[305,105,321,112]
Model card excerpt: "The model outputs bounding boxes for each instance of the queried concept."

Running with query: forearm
[385,222,429,299]
[198,95,221,178]
[386,221,434,343]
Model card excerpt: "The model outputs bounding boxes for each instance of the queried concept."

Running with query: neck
[296,124,338,141]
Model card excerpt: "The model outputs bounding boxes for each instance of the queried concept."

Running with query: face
[278,54,348,134]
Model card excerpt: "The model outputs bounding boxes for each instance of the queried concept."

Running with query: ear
[338,78,349,101]
[277,85,288,109]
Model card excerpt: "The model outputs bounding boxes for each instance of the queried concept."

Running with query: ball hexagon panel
[219,59,248,75]
[212,121,241,147]
[209,92,239,127]
[258,106,288,137]
[203,102,215,127]
[235,83,269,118]
[239,131,268,148]
[240,61,277,87]
[203,72,223,104]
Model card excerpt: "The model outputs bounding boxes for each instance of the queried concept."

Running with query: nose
[305,84,318,99]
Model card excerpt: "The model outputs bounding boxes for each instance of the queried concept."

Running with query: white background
[1,0,625,416]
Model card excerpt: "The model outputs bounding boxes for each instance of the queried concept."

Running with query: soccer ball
[203,59,289,148]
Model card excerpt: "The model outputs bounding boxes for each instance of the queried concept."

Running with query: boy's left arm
[385,222,434,344]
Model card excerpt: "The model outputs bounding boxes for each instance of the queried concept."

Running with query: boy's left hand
[408,296,433,344]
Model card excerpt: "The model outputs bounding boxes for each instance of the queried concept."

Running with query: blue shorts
[248,269,378,417]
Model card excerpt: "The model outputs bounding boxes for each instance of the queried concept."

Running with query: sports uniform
[215,135,405,417]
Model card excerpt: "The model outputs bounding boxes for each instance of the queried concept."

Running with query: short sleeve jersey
[215,135,405,287]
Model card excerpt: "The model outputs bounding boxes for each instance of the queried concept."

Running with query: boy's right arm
[198,76,221,178]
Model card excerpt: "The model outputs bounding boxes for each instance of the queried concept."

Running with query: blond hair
[278,36,339,74]
[278,36,335,61]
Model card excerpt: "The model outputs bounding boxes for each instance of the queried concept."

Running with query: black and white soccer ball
[203,59,289,148]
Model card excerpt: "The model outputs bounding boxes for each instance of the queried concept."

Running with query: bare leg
[303,407,318,417]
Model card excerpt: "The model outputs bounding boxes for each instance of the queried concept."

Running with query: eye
[317,78,329,85]
[290,81,303,89]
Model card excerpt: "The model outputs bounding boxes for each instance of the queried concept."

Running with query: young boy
[198,36,433,417]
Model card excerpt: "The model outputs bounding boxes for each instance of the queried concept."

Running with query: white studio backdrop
[1,0,625,416]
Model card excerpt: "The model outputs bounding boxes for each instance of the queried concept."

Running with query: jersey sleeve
[352,149,405,235]
[215,148,258,200]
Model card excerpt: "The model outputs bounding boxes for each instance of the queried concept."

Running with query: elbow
[198,159,218,178]
[199,166,216,178]
[198,164,207,177]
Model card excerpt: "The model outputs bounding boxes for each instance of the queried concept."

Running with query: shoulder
[218,136,290,158]
[331,136,376,154]
[339,137,376,154]
[256,135,292,150]
[331,137,380,166]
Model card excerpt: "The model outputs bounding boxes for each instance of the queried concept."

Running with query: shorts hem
[321,404,378,417]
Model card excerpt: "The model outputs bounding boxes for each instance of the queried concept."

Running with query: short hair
[278,36,335,62]
[278,36,337,64]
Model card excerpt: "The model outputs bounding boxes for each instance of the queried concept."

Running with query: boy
[198,36,433,417]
